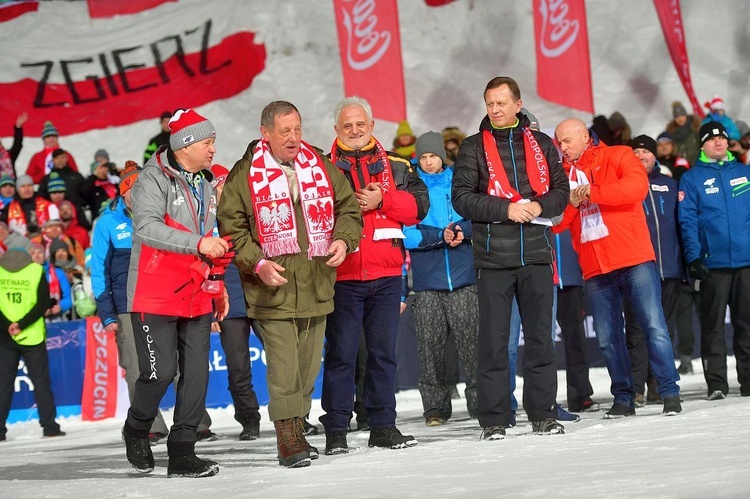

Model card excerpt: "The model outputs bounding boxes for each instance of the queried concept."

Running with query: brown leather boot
[274,419,311,468]
[293,417,319,460]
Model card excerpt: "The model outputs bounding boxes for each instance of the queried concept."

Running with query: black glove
[687,259,709,281]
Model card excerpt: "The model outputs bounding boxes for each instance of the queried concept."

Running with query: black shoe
[167,454,220,478]
[662,396,682,416]
[707,390,726,400]
[196,430,218,442]
[325,431,349,455]
[43,427,66,438]
[239,421,260,441]
[505,412,517,429]
[0,434,6,442]
[122,425,154,473]
[677,361,693,375]
[604,403,636,419]
[570,397,600,413]
[148,432,168,445]
[302,418,319,436]
[479,425,506,440]
[531,418,565,434]
[368,428,418,449]
[307,445,320,460]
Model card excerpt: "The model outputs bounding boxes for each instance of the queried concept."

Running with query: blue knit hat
[41,121,59,139]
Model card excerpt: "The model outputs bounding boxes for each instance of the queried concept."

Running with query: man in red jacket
[553,118,682,418]
[25,121,78,184]
[320,96,429,455]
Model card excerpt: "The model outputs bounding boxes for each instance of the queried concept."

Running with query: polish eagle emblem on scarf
[306,199,333,232]
[259,201,292,233]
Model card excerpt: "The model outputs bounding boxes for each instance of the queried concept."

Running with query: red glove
[211,237,236,268]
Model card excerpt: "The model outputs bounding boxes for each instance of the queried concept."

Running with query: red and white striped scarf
[248,140,335,259]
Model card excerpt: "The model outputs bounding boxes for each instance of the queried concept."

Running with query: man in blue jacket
[626,135,684,405]
[678,122,750,400]
[404,131,478,426]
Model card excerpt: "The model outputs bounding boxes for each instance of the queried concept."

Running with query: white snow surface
[2,359,749,498]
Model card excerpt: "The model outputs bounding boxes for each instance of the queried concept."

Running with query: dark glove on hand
[688,259,709,281]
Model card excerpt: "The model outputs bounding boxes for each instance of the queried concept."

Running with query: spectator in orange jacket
[553,118,681,419]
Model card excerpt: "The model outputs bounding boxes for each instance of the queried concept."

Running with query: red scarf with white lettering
[483,127,549,201]
[331,137,403,240]
[248,140,335,259]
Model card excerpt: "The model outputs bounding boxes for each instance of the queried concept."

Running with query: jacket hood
[0,248,34,272]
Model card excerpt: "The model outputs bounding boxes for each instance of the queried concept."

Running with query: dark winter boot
[368,427,418,449]
[167,440,219,478]
[122,422,154,473]
[325,431,349,455]
[274,419,311,468]
[239,418,260,441]
[531,418,565,434]
[662,396,682,416]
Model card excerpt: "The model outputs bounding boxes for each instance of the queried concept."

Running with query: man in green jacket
[0,248,65,441]
[217,100,361,468]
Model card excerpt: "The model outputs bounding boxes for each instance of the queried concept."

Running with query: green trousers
[254,316,326,421]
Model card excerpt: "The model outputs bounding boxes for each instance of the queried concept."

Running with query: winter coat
[143,130,170,164]
[218,140,362,320]
[127,147,219,318]
[91,197,132,327]
[678,151,750,269]
[83,174,118,220]
[26,147,79,184]
[666,115,702,164]
[643,166,683,280]
[0,125,23,178]
[331,139,429,282]
[701,112,741,141]
[404,165,474,292]
[38,166,87,209]
[1,195,53,237]
[554,140,654,280]
[452,113,569,270]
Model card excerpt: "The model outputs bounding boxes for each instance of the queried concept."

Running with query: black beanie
[699,121,729,145]
[631,134,657,157]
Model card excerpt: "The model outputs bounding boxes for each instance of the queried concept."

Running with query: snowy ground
[3,358,749,498]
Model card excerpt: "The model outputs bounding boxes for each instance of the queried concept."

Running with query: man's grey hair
[333,96,373,124]
[260,101,300,129]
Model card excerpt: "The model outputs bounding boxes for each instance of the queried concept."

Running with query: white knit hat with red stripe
[168,109,216,151]
[704,95,726,113]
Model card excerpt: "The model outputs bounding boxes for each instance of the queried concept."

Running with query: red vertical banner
[333,0,406,122]
[653,0,704,118]
[532,0,594,113]
[81,317,119,421]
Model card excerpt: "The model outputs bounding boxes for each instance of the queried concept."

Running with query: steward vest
[0,263,46,346]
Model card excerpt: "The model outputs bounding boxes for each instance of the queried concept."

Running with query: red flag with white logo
[333,0,406,122]
[532,0,593,113]
[653,0,704,118]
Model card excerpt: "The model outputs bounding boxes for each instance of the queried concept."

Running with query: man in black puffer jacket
[452,76,569,440]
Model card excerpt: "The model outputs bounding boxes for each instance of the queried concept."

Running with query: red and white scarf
[331,137,404,240]
[483,127,549,201]
[47,264,61,302]
[568,165,609,243]
[249,140,335,259]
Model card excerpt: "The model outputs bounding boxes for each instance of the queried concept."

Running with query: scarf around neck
[331,137,404,240]
[248,140,334,259]
[483,127,549,201]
